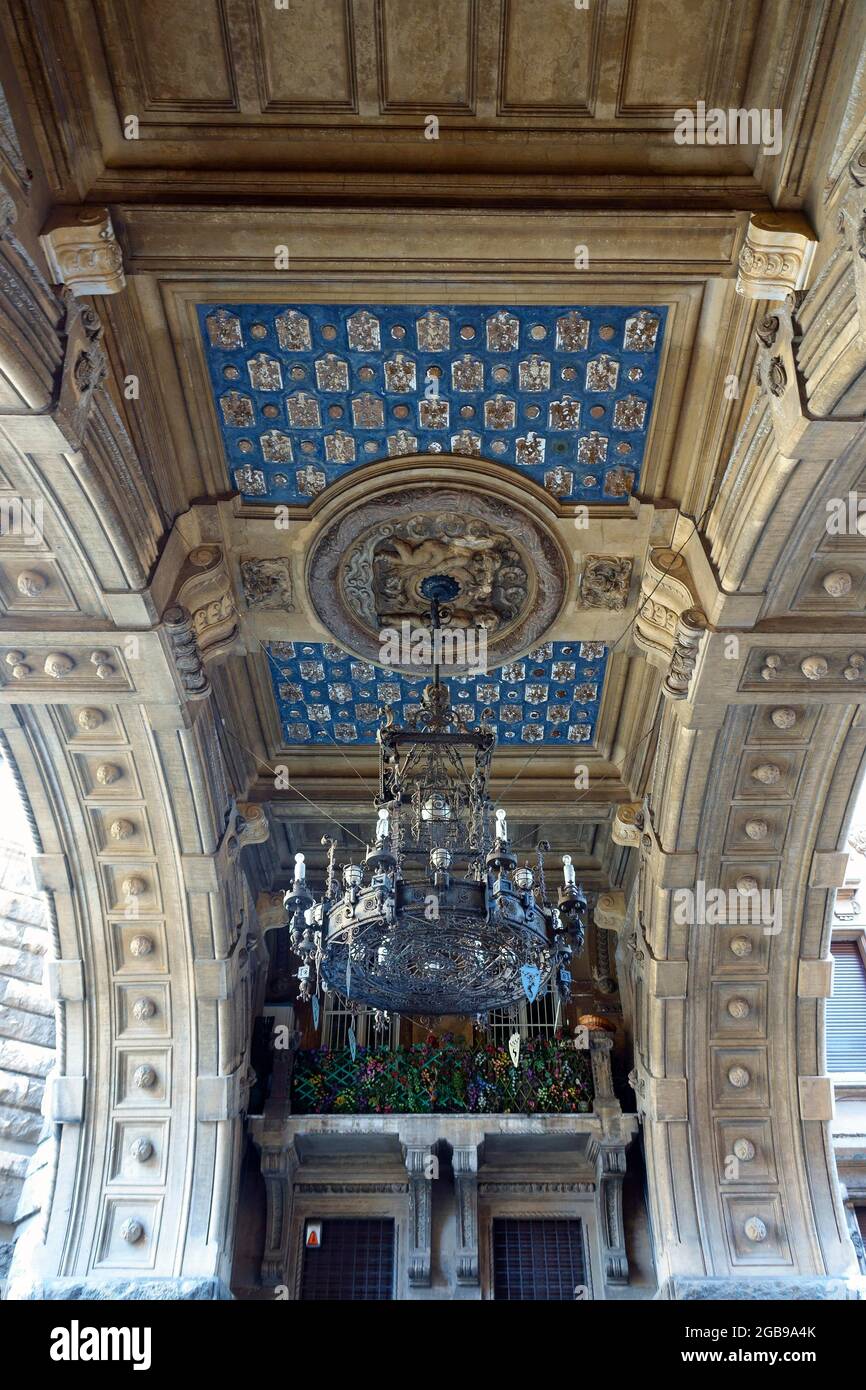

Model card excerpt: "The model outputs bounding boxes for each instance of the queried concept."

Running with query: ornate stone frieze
[741,647,866,692]
[633,550,707,700]
[240,557,293,612]
[39,206,126,296]
[735,212,817,300]
[578,555,633,610]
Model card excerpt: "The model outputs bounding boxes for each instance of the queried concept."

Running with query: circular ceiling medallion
[307,481,568,673]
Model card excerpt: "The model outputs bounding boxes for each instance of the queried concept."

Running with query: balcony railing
[289,1037,594,1115]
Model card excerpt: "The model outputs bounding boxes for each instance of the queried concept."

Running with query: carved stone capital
[735,212,817,301]
[612,802,643,848]
[39,206,126,295]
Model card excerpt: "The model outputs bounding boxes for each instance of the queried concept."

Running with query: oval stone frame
[306,476,569,673]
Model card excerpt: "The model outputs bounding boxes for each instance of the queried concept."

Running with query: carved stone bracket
[39,206,126,295]
[404,1144,434,1288]
[735,212,817,301]
[633,550,707,700]
[452,1145,480,1285]
[612,803,644,849]
[258,1143,299,1286]
[169,545,240,665]
[594,890,627,933]
[589,1030,616,1104]
[588,1139,629,1286]
[237,803,270,848]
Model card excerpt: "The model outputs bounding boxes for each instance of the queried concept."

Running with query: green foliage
[291,1036,593,1115]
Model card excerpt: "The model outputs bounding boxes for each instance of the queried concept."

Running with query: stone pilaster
[403,1143,434,1289]
[453,1145,480,1286]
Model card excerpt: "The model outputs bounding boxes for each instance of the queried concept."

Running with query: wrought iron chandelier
[284,578,588,1021]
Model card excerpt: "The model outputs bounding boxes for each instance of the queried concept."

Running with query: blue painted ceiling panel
[198,302,665,505]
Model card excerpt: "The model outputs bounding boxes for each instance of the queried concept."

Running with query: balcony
[289,1037,594,1116]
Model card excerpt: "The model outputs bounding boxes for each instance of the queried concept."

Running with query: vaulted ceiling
[1,0,851,894]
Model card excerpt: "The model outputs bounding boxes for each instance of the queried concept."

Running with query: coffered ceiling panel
[197,301,665,505]
[253,0,357,112]
[499,0,600,115]
[378,0,477,112]
[266,639,609,748]
[117,0,238,113]
[617,0,750,116]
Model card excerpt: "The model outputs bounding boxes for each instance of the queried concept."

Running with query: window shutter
[300,1218,395,1300]
[827,941,866,1072]
[492,1218,587,1300]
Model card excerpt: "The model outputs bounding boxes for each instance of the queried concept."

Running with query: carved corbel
[452,1145,480,1285]
[403,1143,434,1288]
[633,550,707,701]
[169,544,240,665]
[611,803,643,849]
[594,890,627,933]
[237,803,270,848]
[735,212,816,301]
[256,890,287,933]
[257,1142,299,1286]
[754,296,862,459]
[587,1138,629,1287]
[39,206,126,295]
